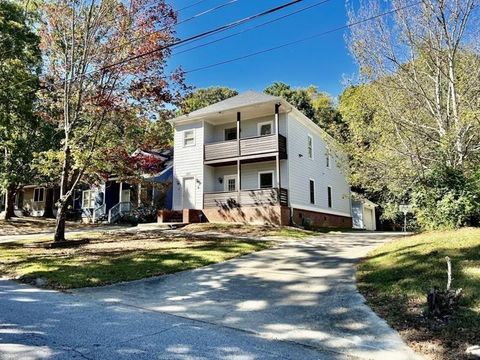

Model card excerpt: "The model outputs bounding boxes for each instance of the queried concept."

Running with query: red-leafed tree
[38,0,186,243]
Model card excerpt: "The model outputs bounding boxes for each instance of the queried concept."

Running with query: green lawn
[0,230,271,290]
[357,228,480,360]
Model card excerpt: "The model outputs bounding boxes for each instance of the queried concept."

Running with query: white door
[121,189,131,203]
[224,175,237,192]
[364,207,374,230]
[183,177,196,209]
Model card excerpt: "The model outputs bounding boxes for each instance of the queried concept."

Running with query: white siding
[287,113,351,217]
[172,121,204,210]
[205,160,288,193]
[205,114,287,143]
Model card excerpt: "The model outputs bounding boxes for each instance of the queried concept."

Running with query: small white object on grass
[466,345,480,357]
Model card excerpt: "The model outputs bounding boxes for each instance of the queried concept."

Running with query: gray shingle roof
[186,91,281,117]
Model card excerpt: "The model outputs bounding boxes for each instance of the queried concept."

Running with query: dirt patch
[0,217,100,236]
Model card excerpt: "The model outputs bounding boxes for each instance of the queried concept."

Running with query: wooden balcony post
[275,104,281,190]
[237,112,241,203]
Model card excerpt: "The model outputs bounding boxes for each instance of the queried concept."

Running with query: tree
[343,0,480,228]
[0,0,42,220]
[180,87,238,113]
[38,0,186,242]
[264,82,344,138]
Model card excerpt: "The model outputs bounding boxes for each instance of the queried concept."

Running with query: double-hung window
[224,128,237,141]
[309,180,315,204]
[33,188,45,202]
[307,135,313,159]
[184,130,195,147]
[82,190,95,209]
[259,171,274,189]
[327,186,332,208]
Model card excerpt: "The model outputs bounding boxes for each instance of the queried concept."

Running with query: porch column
[237,112,241,203]
[119,182,123,203]
[138,183,142,206]
[275,104,281,189]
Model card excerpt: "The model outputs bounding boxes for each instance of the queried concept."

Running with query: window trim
[258,170,274,189]
[183,129,195,147]
[257,121,273,136]
[223,175,237,192]
[33,187,45,203]
[307,134,314,159]
[309,179,315,204]
[327,186,333,208]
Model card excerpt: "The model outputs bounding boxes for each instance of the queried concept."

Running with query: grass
[180,223,345,239]
[357,227,480,360]
[0,230,271,290]
[0,217,100,236]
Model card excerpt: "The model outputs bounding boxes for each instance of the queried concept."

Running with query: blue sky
[168,0,358,97]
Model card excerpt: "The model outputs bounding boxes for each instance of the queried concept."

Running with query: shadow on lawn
[358,243,480,359]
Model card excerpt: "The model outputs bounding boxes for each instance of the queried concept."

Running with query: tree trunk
[4,184,16,220]
[43,187,55,218]
[53,198,69,242]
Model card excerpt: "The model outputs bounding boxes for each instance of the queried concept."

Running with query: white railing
[108,202,132,223]
[92,203,106,223]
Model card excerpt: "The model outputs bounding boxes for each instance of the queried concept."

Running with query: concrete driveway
[73,231,421,360]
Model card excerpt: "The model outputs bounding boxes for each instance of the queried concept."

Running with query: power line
[103,0,241,57]
[176,0,212,12]
[0,0,306,91]
[185,1,421,73]
[173,0,333,56]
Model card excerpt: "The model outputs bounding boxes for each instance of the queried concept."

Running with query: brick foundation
[291,208,352,229]
[157,209,183,223]
[203,205,290,226]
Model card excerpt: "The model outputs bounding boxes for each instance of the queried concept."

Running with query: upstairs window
[327,186,332,208]
[309,180,315,204]
[224,128,237,141]
[259,171,273,189]
[183,130,195,147]
[33,188,45,202]
[307,135,313,159]
[258,121,273,136]
[326,150,331,168]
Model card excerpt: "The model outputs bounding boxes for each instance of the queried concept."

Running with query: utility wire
[185,0,421,73]
[173,0,333,56]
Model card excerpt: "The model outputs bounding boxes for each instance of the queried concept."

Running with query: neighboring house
[351,194,377,231]
[80,148,173,223]
[166,91,352,228]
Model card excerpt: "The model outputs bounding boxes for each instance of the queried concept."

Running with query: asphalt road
[1,232,421,360]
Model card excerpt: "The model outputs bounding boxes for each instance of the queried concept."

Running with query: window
[326,150,331,168]
[258,171,273,189]
[33,188,44,202]
[82,190,95,209]
[309,180,315,204]
[327,186,332,208]
[258,121,273,136]
[224,128,237,141]
[183,130,195,147]
[224,175,237,192]
[307,135,313,159]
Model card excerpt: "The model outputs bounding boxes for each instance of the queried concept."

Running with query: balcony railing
[204,187,288,208]
[204,134,286,162]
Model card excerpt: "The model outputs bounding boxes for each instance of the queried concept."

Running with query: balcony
[204,187,288,208]
[204,134,287,163]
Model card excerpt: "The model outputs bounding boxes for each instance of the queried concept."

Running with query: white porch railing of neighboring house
[108,202,132,224]
[92,203,106,223]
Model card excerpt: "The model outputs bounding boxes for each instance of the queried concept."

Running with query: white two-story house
[167,91,352,228]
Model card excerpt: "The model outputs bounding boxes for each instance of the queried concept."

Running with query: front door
[224,175,237,192]
[121,189,131,203]
[183,177,196,209]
